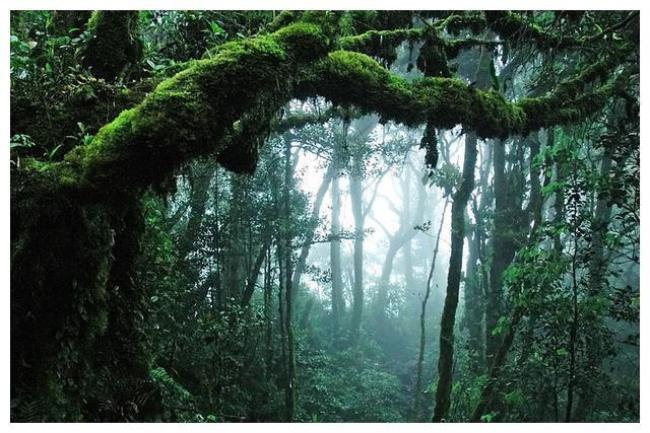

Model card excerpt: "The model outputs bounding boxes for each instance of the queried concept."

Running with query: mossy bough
[296,50,620,138]
[60,21,330,197]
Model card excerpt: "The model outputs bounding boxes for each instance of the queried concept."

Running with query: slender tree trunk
[413,198,449,420]
[374,163,426,319]
[350,150,364,342]
[282,140,296,422]
[432,131,478,422]
[575,149,613,420]
[330,121,348,341]
[463,223,483,374]
[565,223,579,422]
[292,163,335,289]
[241,237,271,307]
[528,134,543,234]
[263,248,273,372]
[470,310,522,422]
[470,133,552,421]
[486,139,508,364]
[551,130,565,254]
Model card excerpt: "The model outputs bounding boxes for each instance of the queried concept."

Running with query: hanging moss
[347,10,414,33]
[80,11,142,80]
[420,121,439,177]
[417,35,452,77]
[339,28,423,66]
[442,12,487,36]
[338,27,472,72]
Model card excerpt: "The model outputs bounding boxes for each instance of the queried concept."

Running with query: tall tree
[432,44,493,422]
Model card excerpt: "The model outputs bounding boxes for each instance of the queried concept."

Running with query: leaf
[480,412,497,422]
[209,21,225,36]
[491,316,508,336]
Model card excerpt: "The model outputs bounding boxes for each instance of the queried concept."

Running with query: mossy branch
[54,22,330,197]
[296,50,624,138]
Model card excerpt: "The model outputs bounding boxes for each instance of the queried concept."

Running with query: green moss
[338,29,423,66]
[80,11,142,80]
[59,21,330,197]
[297,50,616,138]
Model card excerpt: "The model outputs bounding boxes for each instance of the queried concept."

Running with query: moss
[417,35,452,77]
[12,22,331,417]
[59,21,330,197]
[11,166,116,420]
[338,28,423,66]
[442,12,487,36]
[297,50,616,138]
[348,10,414,33]
[80,11,142,80]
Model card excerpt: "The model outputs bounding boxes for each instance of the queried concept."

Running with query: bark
[432,44,492,422]
[349,150,364,341]
[528,134,543,234]
[486,139,511,363]
[178,163,212,259]
[330,122,348,340]
[282,139,296,421]
[432,131,478,422]
[574,150,613,419]
[470,132,554,421]
[263,247,273,372]
[551,129,565,254]
[241,237,271,307]
[464,221,483,374]
[565,216,579,422]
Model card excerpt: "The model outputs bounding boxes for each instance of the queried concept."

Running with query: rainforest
[9,10,640,423]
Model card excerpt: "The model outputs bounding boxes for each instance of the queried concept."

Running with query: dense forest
[10,10,639,422]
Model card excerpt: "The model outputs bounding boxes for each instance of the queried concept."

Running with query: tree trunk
[413,198,449,420]
[350,150,364,342]
[241,237,271,307]
[330,121,348,340]
[292,163,335,289]
[463,222,483,374]
[432,131,478,422]
[282,139,296,421]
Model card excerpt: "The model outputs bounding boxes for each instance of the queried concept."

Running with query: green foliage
[297,348,407,422]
